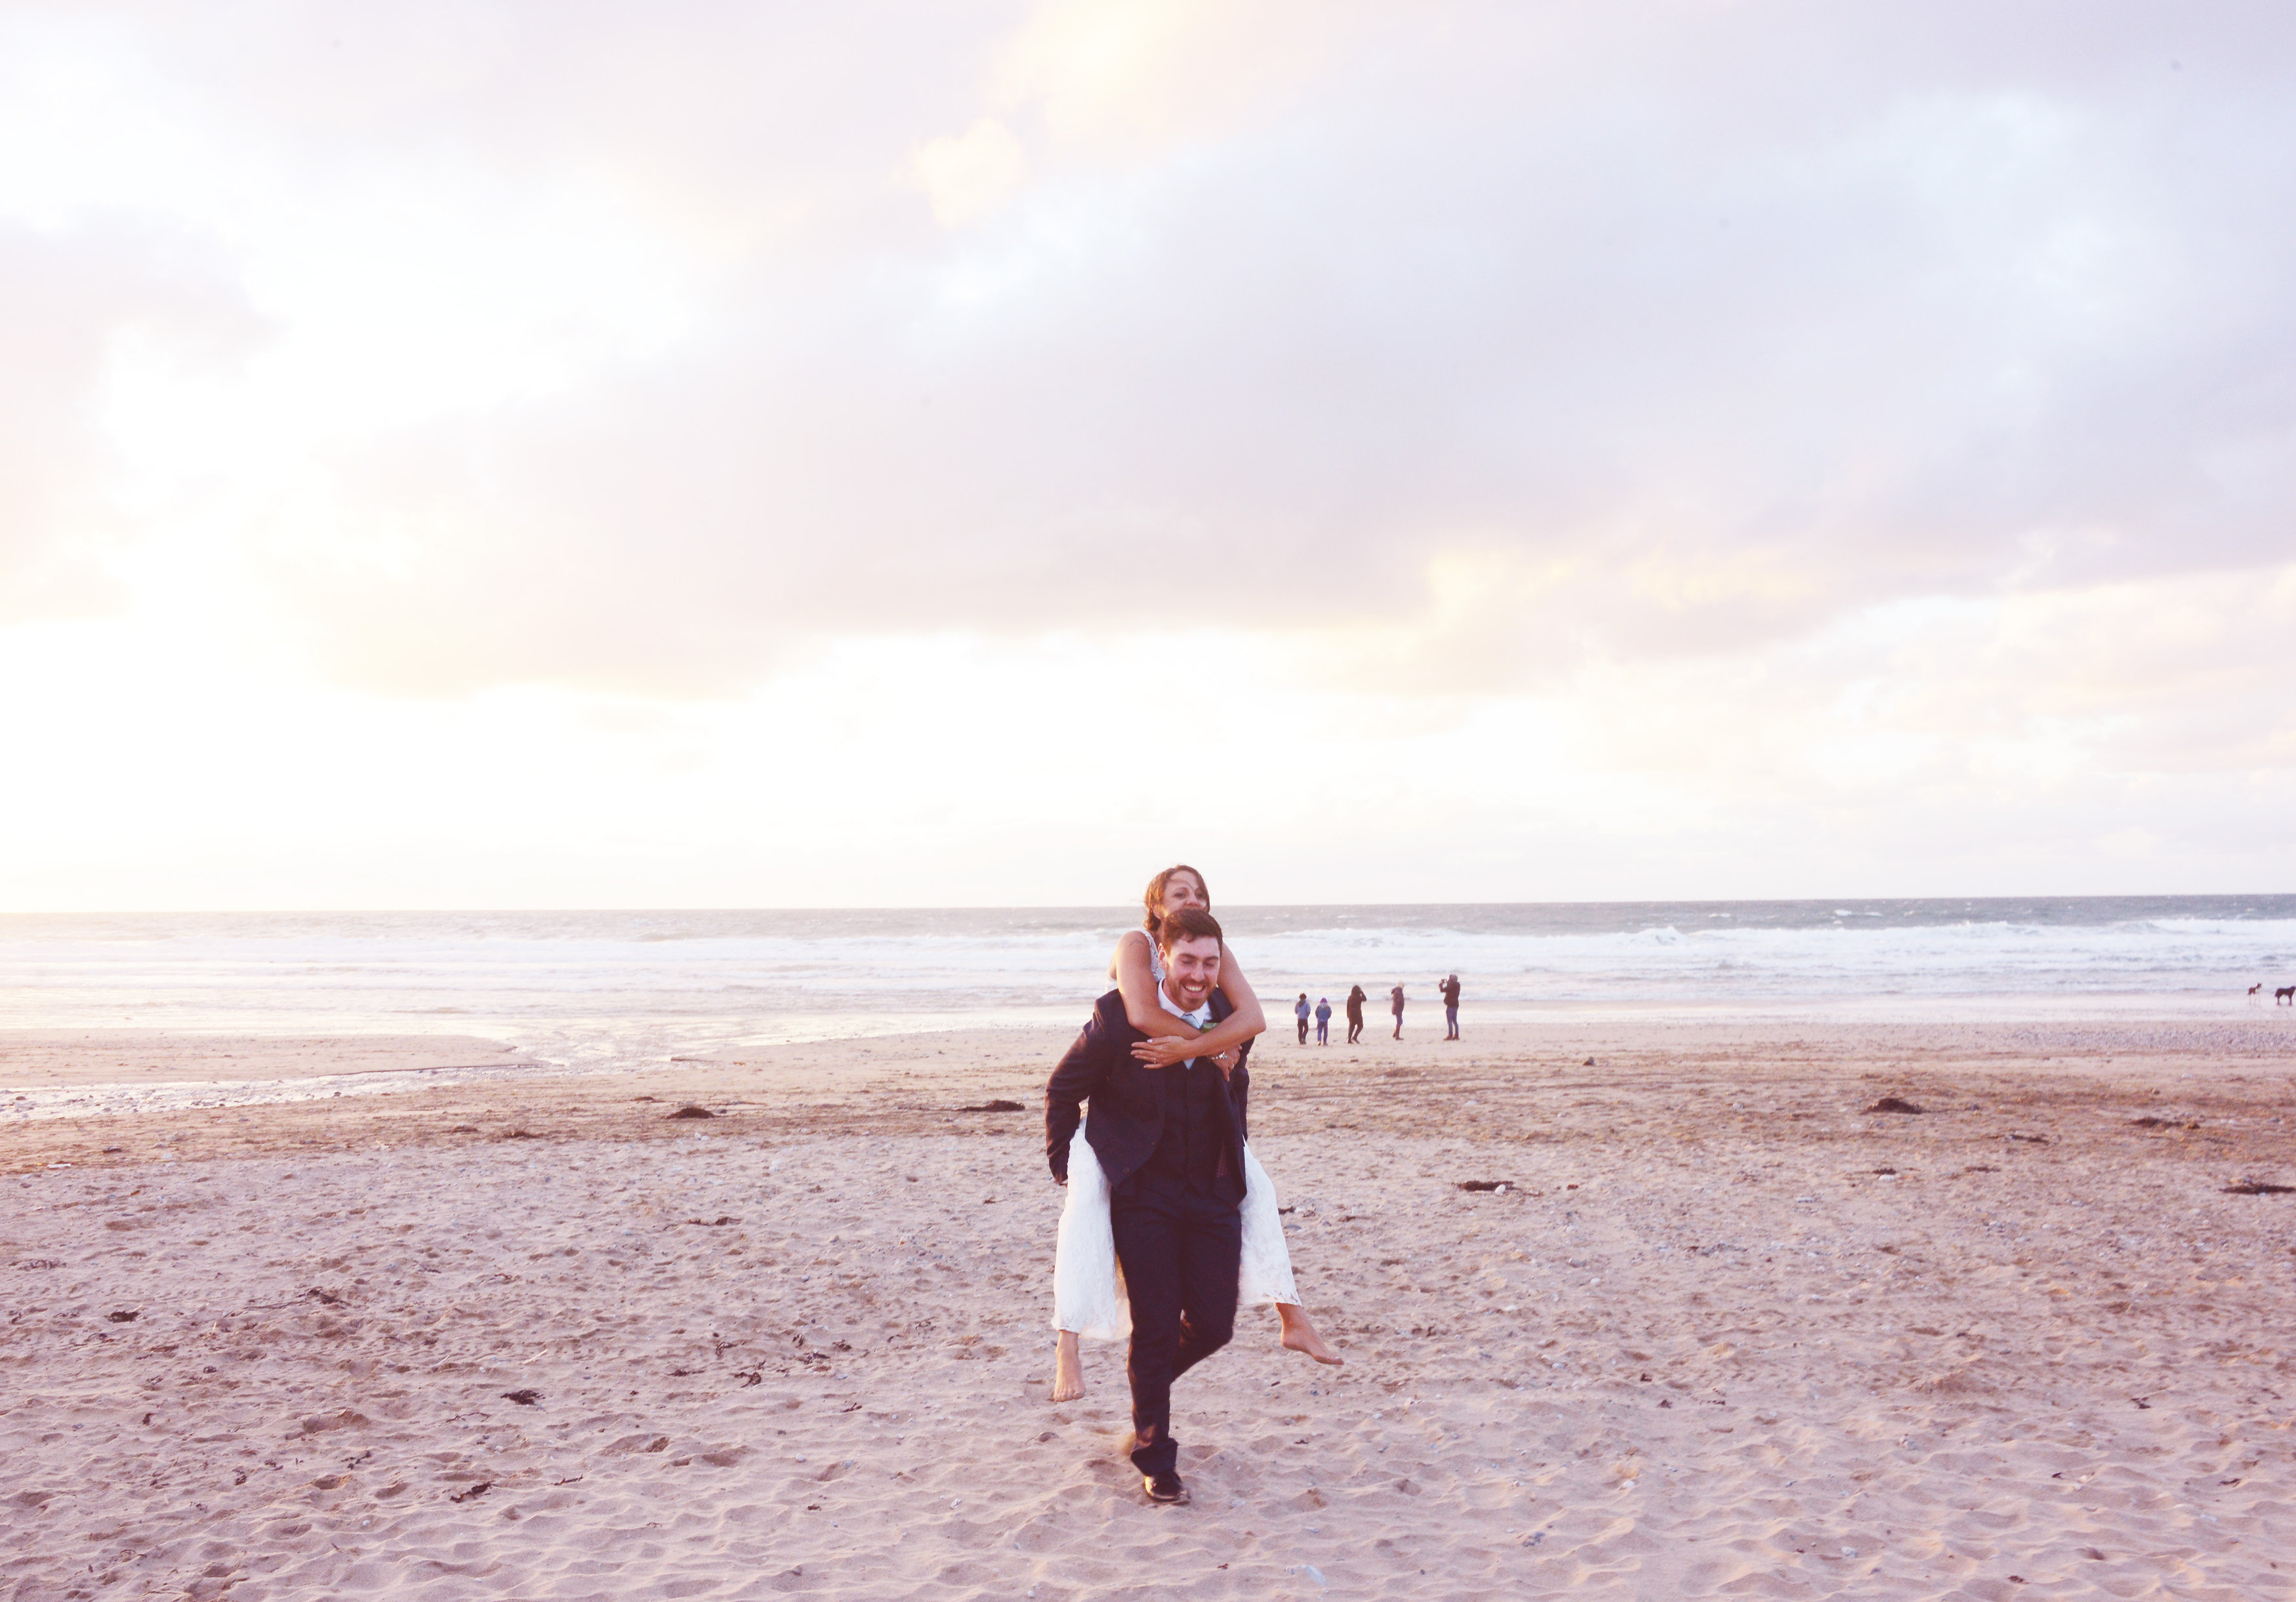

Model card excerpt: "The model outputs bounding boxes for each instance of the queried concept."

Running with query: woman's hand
[1130,1035,1199,1068]
[1211,1046,1241,1073]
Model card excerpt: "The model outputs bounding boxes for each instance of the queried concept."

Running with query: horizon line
[5,891,2295,918]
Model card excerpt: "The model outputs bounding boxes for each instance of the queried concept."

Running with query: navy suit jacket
[1044,988,1252,1193]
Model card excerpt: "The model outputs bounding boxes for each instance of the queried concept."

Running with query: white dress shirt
[1155,981,1213,1066]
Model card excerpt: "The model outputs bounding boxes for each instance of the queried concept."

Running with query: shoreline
[8,1008,2293,1119]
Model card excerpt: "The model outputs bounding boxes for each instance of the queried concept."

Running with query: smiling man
[1044,905,1252,1505]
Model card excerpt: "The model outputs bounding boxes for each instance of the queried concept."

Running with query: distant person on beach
[1313,996,1331,1045]
[1390,984,1406,1039]
[1440,974,1461,1040]
[1345,984,1366,1044]
[1295,993,1311,1045]
[1047,865,1342,1422]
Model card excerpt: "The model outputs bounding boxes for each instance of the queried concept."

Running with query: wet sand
[5,1017,2294,1599]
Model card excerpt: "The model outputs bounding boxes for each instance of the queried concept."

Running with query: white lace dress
[1052,943,1300,1338]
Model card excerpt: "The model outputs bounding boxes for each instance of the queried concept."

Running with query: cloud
[914,117,1030,227]
[0,217,259,620]
[988,0,1345,153]
[5,1,2296,703]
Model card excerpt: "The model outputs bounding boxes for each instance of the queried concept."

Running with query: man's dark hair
[1156,905,1223,953]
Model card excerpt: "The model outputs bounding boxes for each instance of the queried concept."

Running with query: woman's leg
[1051,1131,1121,1403]
[1052,1328,1087,1402]
[1276,1302,1344,1365]
[1237,1143,1340,1368]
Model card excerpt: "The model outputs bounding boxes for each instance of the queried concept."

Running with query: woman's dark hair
[1141,863,1209,935]
[1156,905,1225,953]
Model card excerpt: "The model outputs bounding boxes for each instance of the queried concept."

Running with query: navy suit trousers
[1110,1185,1242,1478]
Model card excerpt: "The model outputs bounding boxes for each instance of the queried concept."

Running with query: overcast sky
[3,1,2293,909]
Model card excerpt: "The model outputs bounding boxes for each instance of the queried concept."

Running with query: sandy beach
[5,1016,2294,1599]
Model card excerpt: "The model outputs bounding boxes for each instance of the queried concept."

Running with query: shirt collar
[1157,981,1213,1032]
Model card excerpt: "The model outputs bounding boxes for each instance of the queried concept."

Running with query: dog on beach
[2251,983,2263,996]
[2279,986,2296,1006]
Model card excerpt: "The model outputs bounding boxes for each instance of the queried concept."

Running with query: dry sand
[5,1017,2295,1599]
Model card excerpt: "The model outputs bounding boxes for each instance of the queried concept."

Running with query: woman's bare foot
[1277,1304,1344,1365]
[1051,1330,1086,1401]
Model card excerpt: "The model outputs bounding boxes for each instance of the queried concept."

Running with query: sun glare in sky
[3,2,2293,909]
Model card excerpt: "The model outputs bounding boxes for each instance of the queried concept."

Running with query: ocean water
[4,899,2295,1078]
